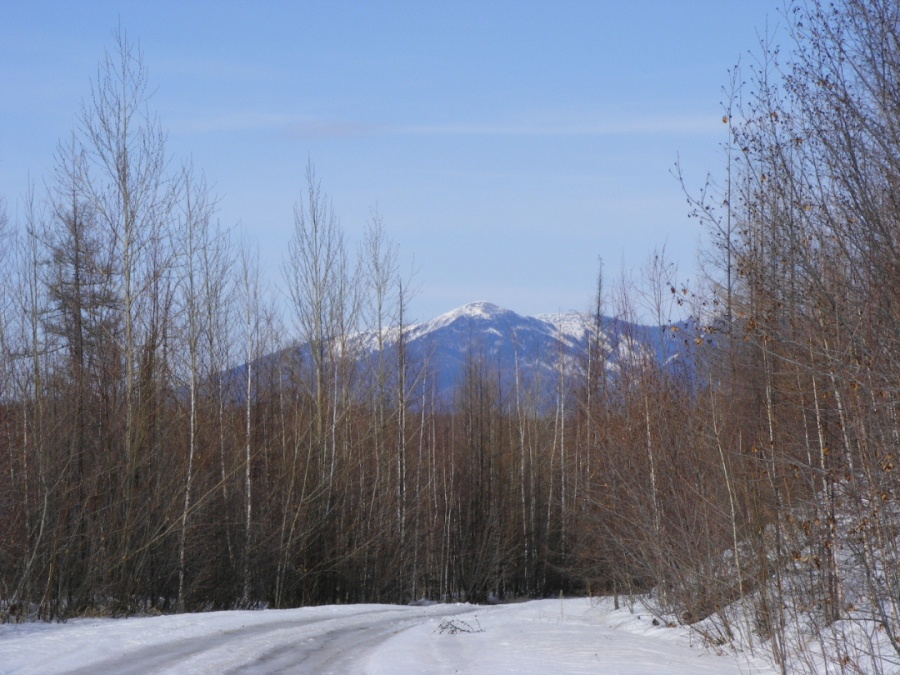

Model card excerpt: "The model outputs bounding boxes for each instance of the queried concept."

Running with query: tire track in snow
[59,605,472,675]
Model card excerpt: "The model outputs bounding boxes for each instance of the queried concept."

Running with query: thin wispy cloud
[172,112,309,135]
[179,112,721,139]
[173,113,381,138]
[284,120,383,140]
[175,112,721,141]
[394,115,721,137]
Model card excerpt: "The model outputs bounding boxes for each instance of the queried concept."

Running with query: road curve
[59,604,474,675]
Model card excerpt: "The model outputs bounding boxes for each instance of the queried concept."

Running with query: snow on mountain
[237,302,683,409]
[348,301,674,407]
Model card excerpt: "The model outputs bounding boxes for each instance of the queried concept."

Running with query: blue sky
[1,1,780,322]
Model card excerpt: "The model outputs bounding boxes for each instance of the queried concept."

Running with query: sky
[0,1,783,323]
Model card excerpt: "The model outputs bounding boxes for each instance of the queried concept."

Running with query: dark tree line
[0,30,596,619]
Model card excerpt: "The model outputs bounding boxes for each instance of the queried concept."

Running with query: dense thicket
[5,4,900,672]
[0,31,602,618]
[672,1,900,670]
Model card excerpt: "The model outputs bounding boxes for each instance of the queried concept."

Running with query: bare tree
[73,27,179,611]
[238,239,262,605]
[174,165,218,611]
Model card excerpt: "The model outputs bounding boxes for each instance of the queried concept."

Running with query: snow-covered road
[0,598,775,674]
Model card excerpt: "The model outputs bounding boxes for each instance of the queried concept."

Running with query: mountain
[235,301,688,409]
[349,301,684,407]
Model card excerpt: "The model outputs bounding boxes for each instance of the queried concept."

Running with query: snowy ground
[0,597,777,674]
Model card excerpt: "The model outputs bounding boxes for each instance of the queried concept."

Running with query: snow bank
[366,598,775,675]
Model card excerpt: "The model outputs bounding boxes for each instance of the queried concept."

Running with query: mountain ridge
[348,301,680,406]
[235,301,687,409]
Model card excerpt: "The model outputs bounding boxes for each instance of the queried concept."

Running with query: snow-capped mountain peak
[243,302,682,410]
[419,301,515,332]
[352,302,673,406]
